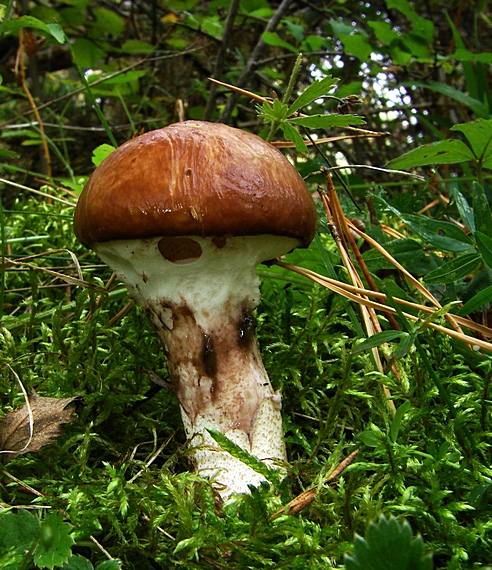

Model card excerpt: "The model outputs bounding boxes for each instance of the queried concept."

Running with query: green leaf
[450,187,475,232]
[90,7,125,38]
[280,122,308,153]
[339,33,372,61]
[287,75,338,115]
[3,16,65,43]
[257,99,289,124]
[0,509,40,552]
[289,113,365,128]
[33,513,74,569]
[386,0,434,43]
[61,555,94,570]
[261,31,298,53]
[400,213,474,252]
[345,515,433,570]
[92,144,116,166]
[472,182,492,237]
[390,401,412,443]
[457,284,492,316]
[206,428,280,484]
[451,119,492,169]
[423,253,481,284]
[394,332,417,359]
[387,140,475,170]
[352,330,407,354]
[96,561,122,570]
[451,48,492,63]
[412,81,485,114]
[121,39,154,54]
[475,231,492,268]
[368,21,400,46]
[359,430,383,447]
[362,238,426,272]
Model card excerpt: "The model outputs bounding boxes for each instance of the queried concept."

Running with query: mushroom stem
[95,235,295,497]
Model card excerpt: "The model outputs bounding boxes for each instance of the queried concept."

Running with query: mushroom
[74,120,317,498]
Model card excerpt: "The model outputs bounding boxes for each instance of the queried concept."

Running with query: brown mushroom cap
[74,121,317,248]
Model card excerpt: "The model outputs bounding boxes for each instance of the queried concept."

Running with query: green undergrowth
[1,185,492,569]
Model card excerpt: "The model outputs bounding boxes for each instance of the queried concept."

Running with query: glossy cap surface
[74,121,317,248]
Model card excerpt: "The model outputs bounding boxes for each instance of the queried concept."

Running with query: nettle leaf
[423,253,481,284]
[33,513,74,569]
[387,139,475,170]
[345,515,433,570]
[289,113,365,128]
[287,75,338,115]
[451,119,492,168]
[475,231,492,268]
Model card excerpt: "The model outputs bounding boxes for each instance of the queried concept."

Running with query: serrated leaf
[387,139,475,170]
[34,513,74,569]
[257,99,289,124]
[0,509,40,552]
[61,555,94,570]
[423,253,481,284]
[287,75,338,115]
[280,122,308,153]
[475,231,492,268]
[289,113,365,128]
[345,515,433,570]
[0,391,77,463]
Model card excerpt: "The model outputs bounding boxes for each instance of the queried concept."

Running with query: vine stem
[266,52,303,143]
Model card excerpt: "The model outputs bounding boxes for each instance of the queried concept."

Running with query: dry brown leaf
[0,391,77,464]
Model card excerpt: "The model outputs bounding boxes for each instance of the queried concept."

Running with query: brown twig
[15,29,52,181]
[270,450,359,520]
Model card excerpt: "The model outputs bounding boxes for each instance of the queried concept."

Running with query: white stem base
[95,235,298,497]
